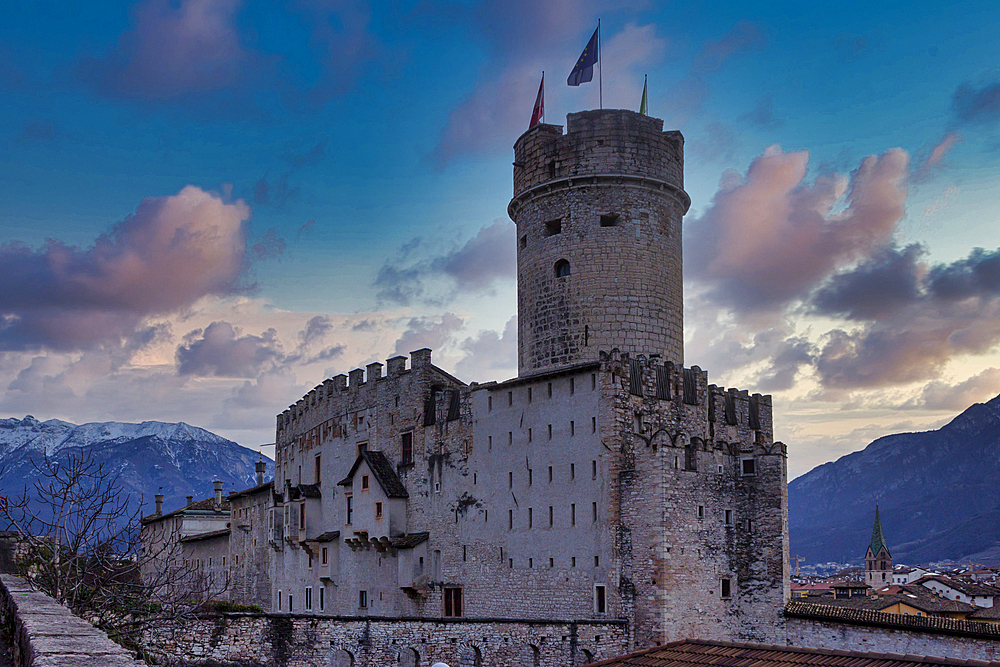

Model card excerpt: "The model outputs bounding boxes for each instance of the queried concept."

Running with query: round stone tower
[508,109,690,377]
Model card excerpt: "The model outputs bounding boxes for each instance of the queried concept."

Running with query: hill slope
[0,416,274,523]
[789,394,1000,565]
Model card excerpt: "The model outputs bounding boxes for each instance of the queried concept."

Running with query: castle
[143,109,790,661]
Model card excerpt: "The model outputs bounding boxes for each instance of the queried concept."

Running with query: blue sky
[2,0,999,477]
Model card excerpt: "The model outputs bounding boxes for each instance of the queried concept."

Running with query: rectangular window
[721,578,732,598]
[508,431,513,445]
[570,420,575,436]
[595,555,600,567]
[528,428,532,443]
[528,468,533,485]
[572,557,576,567]
[549,557,554,568]
[322,547,328,565]
[548,506,553,527]
[529,557,533,568]
[528,507,533,528]
[509,471,513,488]
[463,545,467,561]
[359,590,367,608]
[548,466,553,482]
[289,594,294,611]
[592,502,598,523]
[528,387,532,403]
[571,463,575,479]
[319,587,325,611]
[305,587,313,610]
[698,505,705,518]
[375,501,383,518]
[547,382,552,397]
[592,460,597,479]
[299,502,306,530]
[509,558,513,568]
[725,509,733,526]
[571,503,576,526]
[509,509,513,530]
[401,432,413,465]
[741,458,757,476]
[595,584,607,613]
[444,587,463,617]
[547,424,552,440]
[488,435,492,450]
[592,417,597,433]
[346,496,354,524]
[361,474,369,490]
[570,377,575,395]
[488,396,492,412]
[315,455,321,484]
[591,373,597,390]
[278,590,282,610]
[308,552,313,569]
[508,391,513,406]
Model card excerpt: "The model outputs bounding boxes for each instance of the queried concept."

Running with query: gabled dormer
[338,450,409,543]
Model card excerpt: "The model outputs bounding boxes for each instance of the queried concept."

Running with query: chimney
[154,494,164,516]
[256,460,266,486]
[186,495,194,507]
[213,480,223,507]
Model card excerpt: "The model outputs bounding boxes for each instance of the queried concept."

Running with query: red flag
[529,73,544,129]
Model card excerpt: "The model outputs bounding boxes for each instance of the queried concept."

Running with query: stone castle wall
[509,110,690,376]
[144,613,628,667]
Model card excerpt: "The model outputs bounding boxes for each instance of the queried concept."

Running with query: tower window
[519,235,527,250]
[544,218,562,236]
[554,259,571,277]
[600,213,620,227]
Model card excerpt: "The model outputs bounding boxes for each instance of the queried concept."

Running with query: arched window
[555,259,571,277]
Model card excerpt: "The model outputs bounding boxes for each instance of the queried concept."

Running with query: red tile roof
[583,638,1000,667]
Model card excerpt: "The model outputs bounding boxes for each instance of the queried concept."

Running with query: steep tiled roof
[179,528,230,543]
[810,584,976,615]
[337,450,408,498]
[311,531,340,542]
[141,497,230,524]
[785,600,1000,639]
[298,483,322,498]
[968,605,1000,620]
[917,575,1000,598]
[391,532,429,549]
[584,638,1000,667]
[869,502,890,558]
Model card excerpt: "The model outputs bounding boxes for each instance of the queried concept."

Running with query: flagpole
[541,71,545,123]
[598,19,602,109]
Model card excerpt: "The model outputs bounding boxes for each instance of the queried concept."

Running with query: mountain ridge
[789,394,1000,565]
[0,415,273,525]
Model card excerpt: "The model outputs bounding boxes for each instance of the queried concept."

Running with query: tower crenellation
[509,110,690,377]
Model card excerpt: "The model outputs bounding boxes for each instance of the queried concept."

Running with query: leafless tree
[1,450,228,652]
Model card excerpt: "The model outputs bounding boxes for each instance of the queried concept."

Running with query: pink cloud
[914,131,961,181]
[78,0,254,100]
[687,145,909,313]
[0,186,250,350]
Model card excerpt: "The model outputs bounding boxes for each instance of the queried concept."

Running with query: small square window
[697,505,704,518]
[600,213,620,227]
[741,458,757,476]
[544,218,562,236]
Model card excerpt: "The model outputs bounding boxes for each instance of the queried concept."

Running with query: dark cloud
[177,321,283,377]
[756,336,815,392]
[740,96,783,131]
[926,247,1000,300]
[393,314,464,357]
[286,140,327,169]
[912,369,1000,411]
[952,80,1000,127]
[375,220,516,306]
[298,316,333,346]
[690,122,738,163]
[687,146,909,314]
[693,21,766,73]
[0,186,250,351]
[250,228,288,261]
[252,173,299,207]
[812,244,925,320]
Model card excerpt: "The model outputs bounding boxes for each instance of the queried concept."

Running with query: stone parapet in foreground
[0,574,145,667]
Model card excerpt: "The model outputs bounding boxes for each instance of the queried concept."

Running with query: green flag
[639,75,647,114]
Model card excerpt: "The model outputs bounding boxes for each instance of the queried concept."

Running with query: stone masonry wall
[509,110,690,376]
[785,615,1000,662]
[1,573,146,666]
[143,613,628,667]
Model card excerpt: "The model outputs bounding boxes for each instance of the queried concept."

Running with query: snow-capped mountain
[0,416,273,524]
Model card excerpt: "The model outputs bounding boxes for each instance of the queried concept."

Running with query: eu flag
[567,26,599,86]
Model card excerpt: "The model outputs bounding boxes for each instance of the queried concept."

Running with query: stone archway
[328,648,355,667]
[398,646,420,667]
